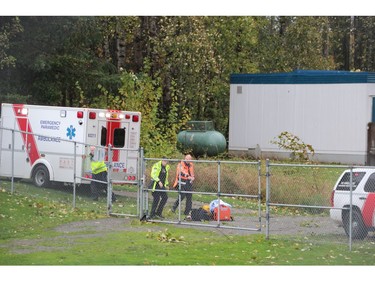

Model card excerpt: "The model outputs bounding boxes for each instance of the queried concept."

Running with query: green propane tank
[177,121,226,157]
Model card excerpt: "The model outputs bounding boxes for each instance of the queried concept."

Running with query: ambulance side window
[101,127,107,146]
[113,128,125,148]
[364,173,375,192]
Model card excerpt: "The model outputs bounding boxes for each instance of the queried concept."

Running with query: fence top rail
[268,162,351,169]
[144,157,260,165]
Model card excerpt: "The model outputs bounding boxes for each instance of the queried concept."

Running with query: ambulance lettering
[113,162,126,169]
[40,120,61,130]
[38,136,61,143]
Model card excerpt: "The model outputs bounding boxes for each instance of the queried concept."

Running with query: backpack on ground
[213,204,233,221]
[191,208,212,221]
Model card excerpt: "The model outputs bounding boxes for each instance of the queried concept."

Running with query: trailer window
[101,127,107,146]
[113,128,125,148]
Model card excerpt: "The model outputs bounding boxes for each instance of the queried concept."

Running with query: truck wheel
[33,165,50,188]
[343,210,368,240]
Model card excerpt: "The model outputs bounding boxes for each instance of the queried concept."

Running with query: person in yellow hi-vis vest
[89,146,116,202]
[148,157,170,219]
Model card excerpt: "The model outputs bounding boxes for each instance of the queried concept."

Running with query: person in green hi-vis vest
[89,146,116,202]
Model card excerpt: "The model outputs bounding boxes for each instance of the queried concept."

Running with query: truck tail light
[330,190,335,207]
[89,112,96,119]
[77,111,84,118]
[132,115,139,122]
[125,114,131,119]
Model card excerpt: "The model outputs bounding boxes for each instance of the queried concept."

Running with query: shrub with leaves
[271,131,315,161]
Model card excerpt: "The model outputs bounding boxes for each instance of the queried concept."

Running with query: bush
[271,131,315,161]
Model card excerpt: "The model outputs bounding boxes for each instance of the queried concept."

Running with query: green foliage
[271,131,315,161]
[100,63,189,157]
[1,16,375,143]
[255,16,336,72]
[0,17,23,69]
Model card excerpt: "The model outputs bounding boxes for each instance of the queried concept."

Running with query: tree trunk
[115,21,126,71]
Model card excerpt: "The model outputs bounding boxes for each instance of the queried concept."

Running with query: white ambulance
[0,103,141,187]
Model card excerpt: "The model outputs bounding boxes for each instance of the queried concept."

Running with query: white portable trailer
[0,103,141,187]
[229,70,375,165]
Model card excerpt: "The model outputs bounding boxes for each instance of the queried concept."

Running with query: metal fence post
[73,141,77,209]
[349,167,353,251]
[265,159,270,240]
[216,160,221,225]
[11,128,15,194]
[177,161,182,222]
[139,147,146,219]
[257,160,262,227]
[107,145,113,216]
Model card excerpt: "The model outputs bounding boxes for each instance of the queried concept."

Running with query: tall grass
[268,165,346,206]
[143,159,346,207]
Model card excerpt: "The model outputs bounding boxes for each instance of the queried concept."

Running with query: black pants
[150,186,168,217]
[91,171,116,202]
[172,180,192,215]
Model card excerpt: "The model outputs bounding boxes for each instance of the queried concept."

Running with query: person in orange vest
[171,154,195,218]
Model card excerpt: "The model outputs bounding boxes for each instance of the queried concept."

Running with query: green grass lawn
[1,180,375,266]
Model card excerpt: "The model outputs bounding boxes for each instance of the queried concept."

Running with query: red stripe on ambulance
[106,113,121,162]
[362,193,375,227]
[12,104,41,165]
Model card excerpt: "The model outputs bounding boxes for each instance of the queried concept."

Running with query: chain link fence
[140,158,262,232]
[265,160,375,250]
[2,126,375,250]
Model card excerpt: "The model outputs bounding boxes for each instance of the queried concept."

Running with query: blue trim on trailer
[230,70,375,84]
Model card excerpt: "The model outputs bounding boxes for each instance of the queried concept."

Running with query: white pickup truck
[330,168,375,239]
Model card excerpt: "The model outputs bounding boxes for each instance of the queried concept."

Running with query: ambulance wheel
[343,209,368,240]
[32,165,50,188]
